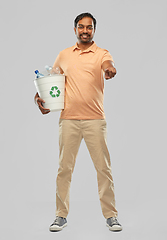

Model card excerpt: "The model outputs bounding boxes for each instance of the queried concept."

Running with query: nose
[83,27,88,33]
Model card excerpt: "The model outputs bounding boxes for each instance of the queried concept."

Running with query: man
[34,12,122,232]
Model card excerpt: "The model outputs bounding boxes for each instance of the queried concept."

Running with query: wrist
[34,93,39,105]
[34,96,39,105]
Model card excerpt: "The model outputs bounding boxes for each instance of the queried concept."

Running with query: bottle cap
[35,70,39,74]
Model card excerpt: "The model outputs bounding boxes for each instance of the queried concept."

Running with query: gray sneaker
[106,217,122,232]
[49,216,67,232]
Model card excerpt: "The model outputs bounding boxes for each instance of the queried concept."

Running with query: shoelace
[111,217,119,225]
[54,216,62,224]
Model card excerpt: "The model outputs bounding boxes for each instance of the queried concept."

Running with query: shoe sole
[49,223,67,232]
[106,223,123,232]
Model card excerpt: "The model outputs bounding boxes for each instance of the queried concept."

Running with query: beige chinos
[56,119,118,219]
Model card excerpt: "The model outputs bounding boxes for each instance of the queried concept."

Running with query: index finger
[36,98,49,110]
[38,101,50,111]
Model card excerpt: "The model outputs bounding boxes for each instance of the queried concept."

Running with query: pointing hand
[104,67,117,79]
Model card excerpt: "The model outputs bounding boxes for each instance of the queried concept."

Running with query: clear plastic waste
[45,65,61,75]
[45,65,52,73]
[34,66,61,79]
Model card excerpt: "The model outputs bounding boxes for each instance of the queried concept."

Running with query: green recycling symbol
[49,86,61,98]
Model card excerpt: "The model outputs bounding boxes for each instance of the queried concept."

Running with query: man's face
[74,17,95,44]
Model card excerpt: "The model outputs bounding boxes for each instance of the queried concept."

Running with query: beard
[77,33,93,43]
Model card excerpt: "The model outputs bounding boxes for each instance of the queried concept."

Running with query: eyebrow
[78,24,93,27]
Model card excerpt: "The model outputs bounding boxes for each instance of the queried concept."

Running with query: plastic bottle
[45,65,61,75]
[34,70,44,78]
[45,65,52,73]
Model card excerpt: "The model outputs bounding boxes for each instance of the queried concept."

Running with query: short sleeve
[101,50,114,65]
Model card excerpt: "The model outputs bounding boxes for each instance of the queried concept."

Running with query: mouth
[80,34,90,39]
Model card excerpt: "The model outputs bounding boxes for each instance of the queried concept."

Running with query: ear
[74,27,77,35]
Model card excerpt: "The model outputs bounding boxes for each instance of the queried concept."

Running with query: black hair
[74,12,97,29]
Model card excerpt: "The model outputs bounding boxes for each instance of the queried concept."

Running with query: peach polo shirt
[53,42,114,120]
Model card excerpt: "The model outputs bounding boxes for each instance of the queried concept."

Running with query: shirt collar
[73,41,97,53]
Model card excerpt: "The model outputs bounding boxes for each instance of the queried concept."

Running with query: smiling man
[34,12,122,232]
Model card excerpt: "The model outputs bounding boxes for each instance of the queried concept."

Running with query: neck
[77,41,94,51]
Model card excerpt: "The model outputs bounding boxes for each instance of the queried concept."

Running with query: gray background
[0,0,167,239]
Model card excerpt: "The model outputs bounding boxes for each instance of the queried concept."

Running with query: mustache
[80,33,90,37]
